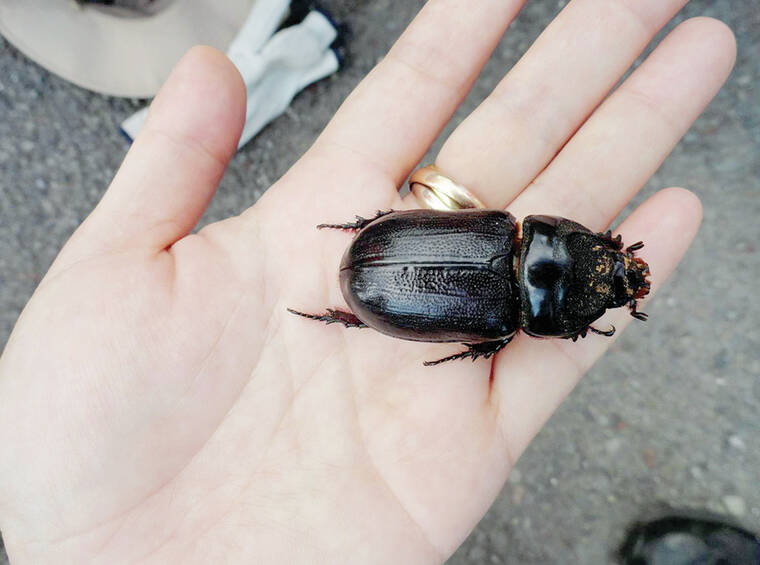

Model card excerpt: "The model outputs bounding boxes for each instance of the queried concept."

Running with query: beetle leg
[589,325,616,337]
[317,210,394,231]
[568,324,615,341]
[423,337,513,367]
[287,308,368,328]
[628,300,648,322]
[597,230,624,250]
[626,241,645,254]
[570,328,588,342]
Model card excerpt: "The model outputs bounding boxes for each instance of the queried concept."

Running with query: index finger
[287,0,526,205]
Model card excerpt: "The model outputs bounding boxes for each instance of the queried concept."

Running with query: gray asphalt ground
[0,0,758,563]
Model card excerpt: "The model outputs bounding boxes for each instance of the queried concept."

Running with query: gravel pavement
[0,1,757,563]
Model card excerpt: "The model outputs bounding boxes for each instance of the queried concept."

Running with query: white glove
[121,2,340,149]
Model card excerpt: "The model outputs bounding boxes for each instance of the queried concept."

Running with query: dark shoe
[618,510,760,564]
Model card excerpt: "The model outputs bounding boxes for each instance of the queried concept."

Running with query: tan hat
[0,0,256,97]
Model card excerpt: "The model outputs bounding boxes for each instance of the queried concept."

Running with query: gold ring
[409,165,486,210]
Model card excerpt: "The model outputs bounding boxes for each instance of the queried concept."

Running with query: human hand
[0,1,735,563]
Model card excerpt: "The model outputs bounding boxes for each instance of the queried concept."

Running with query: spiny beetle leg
[569,324,615,342]
[598,229,624,250]
[628,299,648,321]
[287,308,368,328]
[424,336,513,367]
[317,210,394,231]
[589,325,616,337]
[570,328,588,342]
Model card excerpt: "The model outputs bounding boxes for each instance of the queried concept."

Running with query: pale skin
[0,0,736,563]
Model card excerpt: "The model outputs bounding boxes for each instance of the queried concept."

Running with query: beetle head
[609,244,651,318]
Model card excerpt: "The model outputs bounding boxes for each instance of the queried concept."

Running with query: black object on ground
[618,510,760,565]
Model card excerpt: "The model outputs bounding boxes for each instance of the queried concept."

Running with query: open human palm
[0,1,735,563]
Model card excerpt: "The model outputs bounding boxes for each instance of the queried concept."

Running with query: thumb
[61,46,246,264]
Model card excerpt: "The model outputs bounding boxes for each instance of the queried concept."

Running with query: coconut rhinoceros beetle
[288,209,651,366]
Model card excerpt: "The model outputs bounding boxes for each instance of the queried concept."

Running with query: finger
[433,0,689,208]
[509,17,736,226]
[289,0,525,203]
[493,187,702,463]
[65,46,245,259]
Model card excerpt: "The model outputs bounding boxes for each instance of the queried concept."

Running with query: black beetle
[289,209,651,366]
